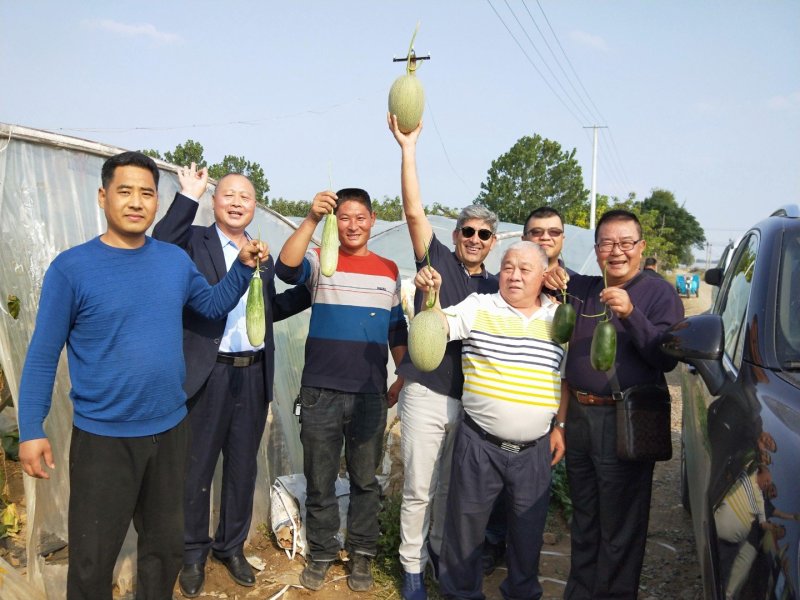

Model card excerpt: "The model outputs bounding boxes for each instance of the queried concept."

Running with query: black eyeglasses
[595,239,642,252]
[460,226,494,241]
[525,227,564,238]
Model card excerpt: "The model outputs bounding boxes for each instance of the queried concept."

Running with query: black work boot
[348,553,374,592]
[299,558,332,591]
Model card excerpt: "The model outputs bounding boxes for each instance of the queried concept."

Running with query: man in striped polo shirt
[416,240,567,599]
[276,188,408,592]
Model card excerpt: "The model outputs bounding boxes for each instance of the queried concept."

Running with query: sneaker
[426,540,439,582]
[401,570,427,600]
[299,559,331,591]
[347,553,374,592]
[481,539,506,576]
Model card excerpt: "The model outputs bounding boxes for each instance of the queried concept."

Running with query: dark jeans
[67,420,189,600]
[564,396,655,600]
[184,359,268,563]
[299,386,387,561]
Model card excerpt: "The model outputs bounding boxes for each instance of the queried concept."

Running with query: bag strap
[602,272,649,401]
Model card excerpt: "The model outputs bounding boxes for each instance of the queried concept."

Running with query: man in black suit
[153,164,309,597]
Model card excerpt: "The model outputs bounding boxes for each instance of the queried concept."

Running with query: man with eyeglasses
[545,209,684,599]
[389,114,499,600]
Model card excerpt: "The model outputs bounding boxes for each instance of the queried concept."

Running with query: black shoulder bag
[609,368,673,462]
[604,274,673,463]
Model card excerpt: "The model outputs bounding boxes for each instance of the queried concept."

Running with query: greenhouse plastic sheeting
[0,122,599,597]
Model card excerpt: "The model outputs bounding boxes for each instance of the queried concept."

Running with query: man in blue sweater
[17,151,268,600]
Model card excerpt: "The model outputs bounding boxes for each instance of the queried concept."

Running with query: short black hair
[101,151,160,189]
[335,188,372,213]
[595,209,642,242]
[644,257,657,267]
[524,206,564,225]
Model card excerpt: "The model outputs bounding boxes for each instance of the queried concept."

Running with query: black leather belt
[463,413,542,454]
[216,350,264,368]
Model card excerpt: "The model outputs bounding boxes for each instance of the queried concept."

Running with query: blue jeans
[299,386,388,561]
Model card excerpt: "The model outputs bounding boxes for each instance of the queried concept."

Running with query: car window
[717,234,758,368]
[776,229,800,366]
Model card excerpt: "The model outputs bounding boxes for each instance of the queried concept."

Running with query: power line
[502,0,593,124]
[485,0,585,126]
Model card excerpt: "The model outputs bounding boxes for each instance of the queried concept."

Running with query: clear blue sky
[2,1,798,261]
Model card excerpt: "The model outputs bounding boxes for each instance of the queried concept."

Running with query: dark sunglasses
[460,226,494,241]
[525,227,564,238]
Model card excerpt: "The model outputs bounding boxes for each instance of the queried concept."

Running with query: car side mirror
[704,268,723,287]
[662,314,727,395]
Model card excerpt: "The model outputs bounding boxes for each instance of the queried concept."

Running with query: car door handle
[686,365,698,375]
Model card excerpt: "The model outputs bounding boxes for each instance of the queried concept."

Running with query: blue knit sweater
[18,236,251,442]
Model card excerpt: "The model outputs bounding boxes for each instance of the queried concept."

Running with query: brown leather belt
[569,385,616,406]
[217,350,264,368]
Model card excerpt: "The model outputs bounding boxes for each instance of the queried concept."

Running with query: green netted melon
[408,307,447,372]
[388,73,424,134]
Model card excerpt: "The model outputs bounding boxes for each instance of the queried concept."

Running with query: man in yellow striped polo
[415,240,568,599]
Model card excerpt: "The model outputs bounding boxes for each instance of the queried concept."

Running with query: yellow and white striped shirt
[445,292,566,442]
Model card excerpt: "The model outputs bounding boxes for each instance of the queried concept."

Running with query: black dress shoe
[178,562,205,598]
[213,552,255,586]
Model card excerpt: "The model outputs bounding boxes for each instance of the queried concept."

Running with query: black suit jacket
[152,193,310,403]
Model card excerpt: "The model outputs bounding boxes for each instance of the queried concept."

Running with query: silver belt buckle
[232,356,251,367]
[500,441,521,453]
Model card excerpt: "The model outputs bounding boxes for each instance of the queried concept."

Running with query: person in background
[546,209,684,599]
[152,165,310,597]
[642,256,663,278]
[416,241,567,599]
[17,151,268,600]
[275,187,408,592]
[388,114,499,599]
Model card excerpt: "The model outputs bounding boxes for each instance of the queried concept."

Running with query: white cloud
[766,91,800,110]
[569,30,609,52]
[82,19,181,44]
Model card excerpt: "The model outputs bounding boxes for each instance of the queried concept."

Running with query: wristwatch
[554,419,566,430]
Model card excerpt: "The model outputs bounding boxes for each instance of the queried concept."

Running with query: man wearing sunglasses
[389,114,499,600]
[522,206,575,274]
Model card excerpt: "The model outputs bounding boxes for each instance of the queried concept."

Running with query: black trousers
[440,421,552,600]
[67,420,189,600]
[183,359,268,563]
[564,395,655,600]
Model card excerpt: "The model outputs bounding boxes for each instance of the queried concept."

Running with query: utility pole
[584,125,607,230]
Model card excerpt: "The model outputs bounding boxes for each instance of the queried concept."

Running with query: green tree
[209,155,270,206]
[164,139,207,168]
[641,189,705,266]
[564,194,612,229]
[425,202,460,219]
[372,195,403,221]
[269,197,312,217]
[606,198,678,269]
[475,134,588,224]
[140,149,163,160]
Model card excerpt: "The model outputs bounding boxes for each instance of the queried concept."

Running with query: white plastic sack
[270,473,351,559]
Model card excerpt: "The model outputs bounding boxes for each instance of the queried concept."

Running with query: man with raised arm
[389,114,499,599]
[275,187,408,592]
[153,165,310,597]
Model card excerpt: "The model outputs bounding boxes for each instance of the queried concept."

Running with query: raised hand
[178,162,209,200]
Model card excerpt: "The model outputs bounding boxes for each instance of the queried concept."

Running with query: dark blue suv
[662,205,800,600]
